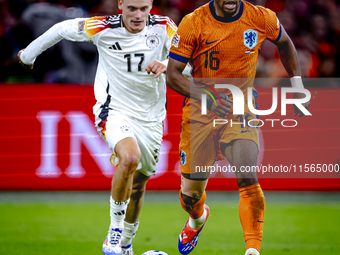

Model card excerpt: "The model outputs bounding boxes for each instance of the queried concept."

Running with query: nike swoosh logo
[241,130,252,133]
[205,39,219,45]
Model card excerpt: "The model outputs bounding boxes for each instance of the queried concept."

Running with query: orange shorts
[179,90,259,174]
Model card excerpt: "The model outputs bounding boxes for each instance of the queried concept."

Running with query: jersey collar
[209,0,244,23]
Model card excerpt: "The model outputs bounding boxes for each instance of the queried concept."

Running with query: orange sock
[179,190,206,219]
[239,184,265,252]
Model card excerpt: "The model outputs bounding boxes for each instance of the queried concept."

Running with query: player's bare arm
[17,49,33,70]
[166,57,233,117]
[273,27,310,117]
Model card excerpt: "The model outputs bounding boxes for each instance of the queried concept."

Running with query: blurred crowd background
[1,0,340,85]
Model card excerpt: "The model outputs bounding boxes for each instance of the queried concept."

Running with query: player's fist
[293,92,310,117]
[145,60,166,78]
[211,95,233,118]
[18,49,33,70]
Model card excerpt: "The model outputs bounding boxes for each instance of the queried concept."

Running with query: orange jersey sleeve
[257,6,281,42]
[169,13,197,63]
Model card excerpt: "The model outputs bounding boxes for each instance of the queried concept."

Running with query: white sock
[110,196,130,229]
[121,221,139,248]
[188,209,206,229]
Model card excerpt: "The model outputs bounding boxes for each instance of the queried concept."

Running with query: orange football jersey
[169,0,281,123]
[170,0,281,92]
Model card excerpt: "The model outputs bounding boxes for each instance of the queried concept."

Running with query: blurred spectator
[1,0,340,85]
[97,0,119,16]
[155,0,181,24]
[20,0,98,84]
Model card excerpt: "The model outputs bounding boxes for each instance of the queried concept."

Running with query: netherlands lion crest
[243,29,258,49]
[180,150,187,166]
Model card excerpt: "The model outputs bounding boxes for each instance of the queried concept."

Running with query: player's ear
[118,0,123,10]
[148,0,153,11]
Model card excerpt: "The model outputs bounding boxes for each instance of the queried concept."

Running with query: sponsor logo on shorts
[120,125,131,133]
[180,150,187,166]
[241,130,252,133]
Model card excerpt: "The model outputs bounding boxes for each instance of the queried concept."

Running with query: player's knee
[119,152,141,173]
[236,176,258,188]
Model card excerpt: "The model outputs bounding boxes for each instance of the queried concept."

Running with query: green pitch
[0,192,340,255]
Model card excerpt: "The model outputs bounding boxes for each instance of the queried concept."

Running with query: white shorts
[95,111,163,177]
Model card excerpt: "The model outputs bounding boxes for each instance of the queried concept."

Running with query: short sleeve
[169,14,197,64]
[261,7,281,42]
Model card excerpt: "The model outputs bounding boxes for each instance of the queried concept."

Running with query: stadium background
[1,0,339,191]
[0,1,340,254]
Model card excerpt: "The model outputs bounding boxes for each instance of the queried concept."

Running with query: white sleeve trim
[290,76,304,89]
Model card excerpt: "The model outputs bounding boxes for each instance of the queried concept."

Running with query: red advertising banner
[0,83,339,190]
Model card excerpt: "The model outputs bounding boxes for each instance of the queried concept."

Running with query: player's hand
[293,92,310,117]
[211,97,233,118]
[18,49,33,70]
[145,60,166,78]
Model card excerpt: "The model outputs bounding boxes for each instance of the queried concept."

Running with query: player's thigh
[115,137,141,164]
[134,121,163,177]
[220,89,260,164]
[95,111,137,153]
[224,139,259,187]
[179,121,216,176]
[224,139,258,167]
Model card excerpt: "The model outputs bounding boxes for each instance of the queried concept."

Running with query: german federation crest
[243,29,258,49]
[146,35,160,49]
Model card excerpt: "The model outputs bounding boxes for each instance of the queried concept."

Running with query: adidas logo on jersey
[109,42,122,50]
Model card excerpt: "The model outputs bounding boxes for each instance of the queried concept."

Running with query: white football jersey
[21,14,178,124]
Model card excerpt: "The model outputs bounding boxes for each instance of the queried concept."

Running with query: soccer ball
[141,250,168,255]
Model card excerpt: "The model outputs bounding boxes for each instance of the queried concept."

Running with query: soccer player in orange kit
[166,0,310,254]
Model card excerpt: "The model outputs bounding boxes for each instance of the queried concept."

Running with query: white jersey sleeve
[20,18,92,65]
[165,18,177,51]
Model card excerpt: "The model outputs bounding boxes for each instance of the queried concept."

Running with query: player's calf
[239,184,265,253]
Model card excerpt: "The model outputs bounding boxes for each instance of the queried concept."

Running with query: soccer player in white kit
[18,1,181,254]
